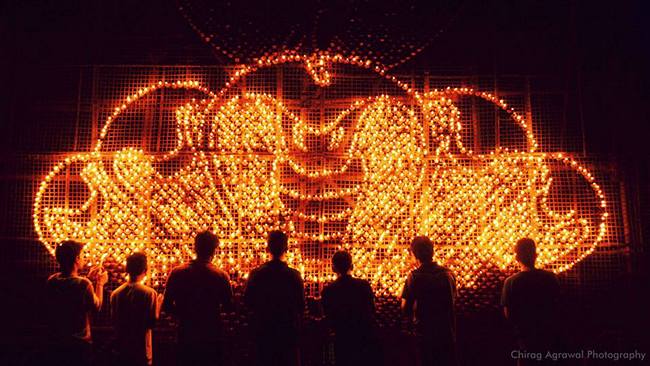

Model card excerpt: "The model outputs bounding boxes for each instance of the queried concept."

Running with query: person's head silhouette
[55,240,85,274]
[267,230,288,260]
[331,250,353,276]
[195,231,219,262]
[126,252,148,282]
[515,237,537,270]
[410,236,434,264]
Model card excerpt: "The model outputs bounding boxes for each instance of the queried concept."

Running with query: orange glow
[33,54,607,295]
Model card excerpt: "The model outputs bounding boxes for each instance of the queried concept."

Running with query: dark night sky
[3,0,649,156]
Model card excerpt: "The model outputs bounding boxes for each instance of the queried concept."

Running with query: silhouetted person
[321,250,378,366]
[401,236,458,366]
[162,231,233,366]
[110,252,161,366]
[501,238,561,365]
[245,230,304,366]
[45,240,107,366]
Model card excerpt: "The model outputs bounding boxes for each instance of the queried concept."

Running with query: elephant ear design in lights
[33,54,608,295]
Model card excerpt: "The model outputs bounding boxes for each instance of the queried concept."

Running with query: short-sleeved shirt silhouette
[501,268,560,338]
[322,275,375,338]
[162,260,232,343]
[110,282,159,365]
[244,259,304,340]
[45,273,99,343]
[401,262,457,339]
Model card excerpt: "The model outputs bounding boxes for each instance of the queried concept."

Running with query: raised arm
[87,266,108,311]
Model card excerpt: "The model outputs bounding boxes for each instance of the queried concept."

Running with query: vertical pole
[471,75,481,153]
[73,67,83,151]
[494,75,500,149]
[619,169,632,275]
[524,77,534,148]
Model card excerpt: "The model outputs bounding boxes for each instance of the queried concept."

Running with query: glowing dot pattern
[33,54,608,296]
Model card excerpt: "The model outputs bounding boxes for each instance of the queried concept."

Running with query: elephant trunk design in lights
[33,54,608,295]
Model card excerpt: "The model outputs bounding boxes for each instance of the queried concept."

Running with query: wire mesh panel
[13,56,628,308]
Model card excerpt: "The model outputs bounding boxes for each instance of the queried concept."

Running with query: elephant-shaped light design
[33,54,608,295]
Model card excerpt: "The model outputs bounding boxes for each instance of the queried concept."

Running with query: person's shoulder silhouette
[322,251,379,366]
[401,237,458,366]
[401,237,456,327]
[502,239,560,327]
[162,231,232,343]
[46,241,106,341]
[244,230,304,327]
[110,252,159,366]
[244,231,304,366]
[321,250,375,337]
[46,240,107,366]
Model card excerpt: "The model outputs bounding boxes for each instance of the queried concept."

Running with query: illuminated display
[33,53,608,295]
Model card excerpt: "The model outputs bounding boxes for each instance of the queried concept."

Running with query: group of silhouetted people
[46,232,560,366]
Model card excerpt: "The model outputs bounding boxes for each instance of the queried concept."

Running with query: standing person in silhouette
[162,231,233,366]
[501,238,561,365]
[45,240,108,366]
[321,250,379,366]
[244,230,304,366]
[401,236,458,366]
[110,252,161,366]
